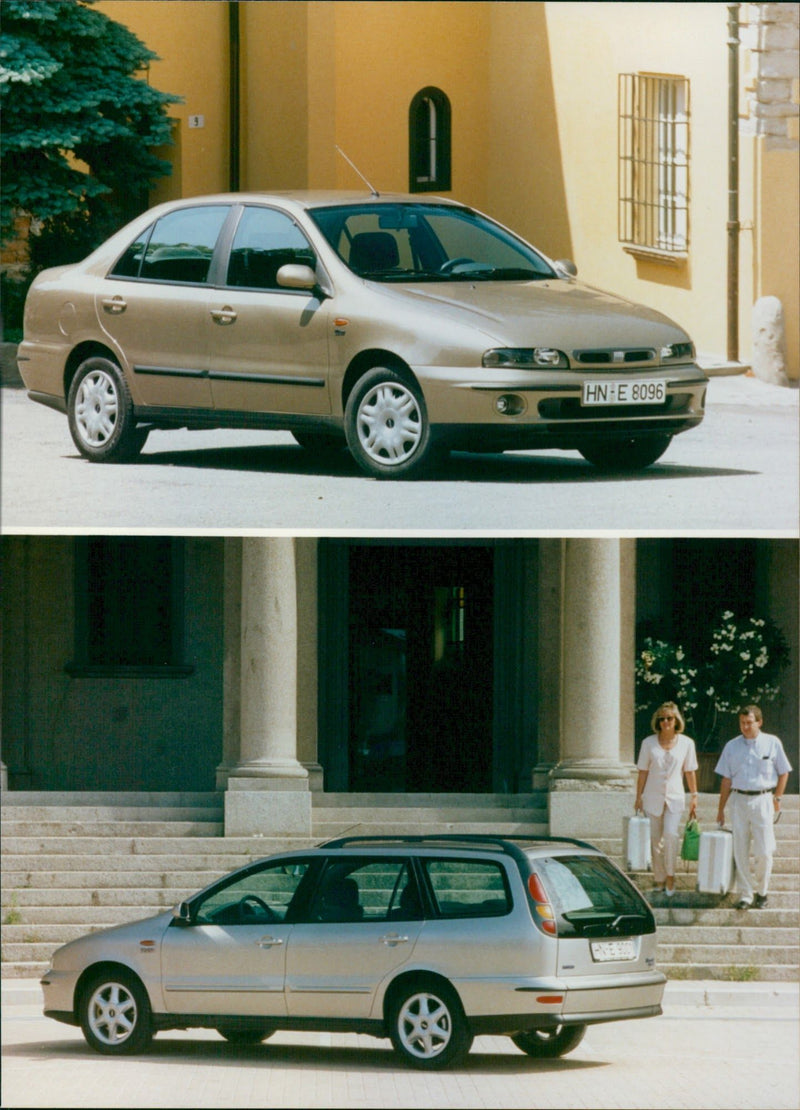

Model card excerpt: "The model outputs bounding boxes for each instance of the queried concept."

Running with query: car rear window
[422,858,511,918]
[532,855,654,938]
[110,205,230,284]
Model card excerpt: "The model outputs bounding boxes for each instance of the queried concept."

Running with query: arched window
[409,87,451,193]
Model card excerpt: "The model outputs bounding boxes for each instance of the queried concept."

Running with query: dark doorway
[347,545,494,792]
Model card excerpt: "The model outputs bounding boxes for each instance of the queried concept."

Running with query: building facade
[2,536,797,837]
[96,0,799,379]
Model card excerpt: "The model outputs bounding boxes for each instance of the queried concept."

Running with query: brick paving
[2,980,798,1109]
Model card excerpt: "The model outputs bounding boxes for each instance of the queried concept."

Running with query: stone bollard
[751,296,790,387]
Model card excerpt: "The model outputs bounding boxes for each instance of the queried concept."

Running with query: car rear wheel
[68,356,148,462]
[511,1023,587,1058]
[345,367,438,479]
[79,971,153,1055]
[389,981,473,1069]
[216,1024,275,1044]
[578,435,671,471]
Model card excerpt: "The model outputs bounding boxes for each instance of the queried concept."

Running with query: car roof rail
[319,833,600,856]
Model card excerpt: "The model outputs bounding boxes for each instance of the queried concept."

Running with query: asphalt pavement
[1,978,798,1109]
[1,370,798,533]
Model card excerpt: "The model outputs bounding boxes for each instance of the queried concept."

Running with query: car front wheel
[511,1023,587,1058]
[578,435,671,471]
[68,356,148,462]
[388,981,473,1069]
[345,367,438,479]
[79,971,153,1055]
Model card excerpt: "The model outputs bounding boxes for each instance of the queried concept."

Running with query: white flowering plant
[636,613,789,749]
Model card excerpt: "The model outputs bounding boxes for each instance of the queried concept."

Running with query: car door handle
[101,296,127,315]
[210,306,238,325]
[379,933,409,947]
[257,935,284,948]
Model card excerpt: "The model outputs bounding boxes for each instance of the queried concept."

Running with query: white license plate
[581,379,666,406]
[590,939,637,962]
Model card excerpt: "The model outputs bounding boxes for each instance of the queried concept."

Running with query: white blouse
[637,733,699,815]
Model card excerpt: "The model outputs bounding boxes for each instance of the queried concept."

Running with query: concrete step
[0,791,223,807]
[1,821,225,838]
[2,870,246,890]
[313,821,550,838]
[653,904,799,925]
[311,792,548,809]
[1,963,49,980]
[1,807,223,824]
[662,963,799,982]
[657,925,799,945]
[1,836,313,857]
[2,888,199,908]
[657,943,799,966]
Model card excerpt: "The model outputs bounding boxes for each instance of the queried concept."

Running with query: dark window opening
[409,87,451,193]
[69,537,190,676]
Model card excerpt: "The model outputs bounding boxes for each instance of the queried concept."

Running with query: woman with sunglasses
[635,702,699,896]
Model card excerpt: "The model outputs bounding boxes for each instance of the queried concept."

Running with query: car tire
[578,435,671,471]
[79,970,153,1055]
[216,1024,275,1044]
[511,1023,587,1058]
[344,366,439,479]
[388,980,473,1069]
[68,356,148,462]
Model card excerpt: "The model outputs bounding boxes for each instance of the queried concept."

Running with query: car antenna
[335,146,380,197]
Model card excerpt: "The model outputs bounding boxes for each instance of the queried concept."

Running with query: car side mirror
[554,259,578,278]
[172,901,192,924]
[277,263,320,292]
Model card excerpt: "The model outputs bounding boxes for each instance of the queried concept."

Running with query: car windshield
[532,854,654,938]
[308,203,555,282]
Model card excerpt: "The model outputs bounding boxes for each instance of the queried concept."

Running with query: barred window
[619,74,690,256]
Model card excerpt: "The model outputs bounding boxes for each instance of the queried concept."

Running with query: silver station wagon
[41,835,666,1068]
[18,191,707,478]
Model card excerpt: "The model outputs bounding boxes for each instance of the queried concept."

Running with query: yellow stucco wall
[98,0,797,376]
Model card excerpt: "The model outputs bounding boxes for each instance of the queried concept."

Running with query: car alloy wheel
[67,356,148,462]
[511,1023,587,1058]
[389,982,472,1069]
[345,366,437,479]
[80,972,153,1055]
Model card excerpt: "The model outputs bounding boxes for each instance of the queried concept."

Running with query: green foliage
[636,612,790,750]
[0,0,181,250]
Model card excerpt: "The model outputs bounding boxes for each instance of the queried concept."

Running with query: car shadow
[81,444,755,483]
[5,1034,607,1074]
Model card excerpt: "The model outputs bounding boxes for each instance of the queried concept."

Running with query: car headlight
[483,347,569,370]
[660,341,695,362]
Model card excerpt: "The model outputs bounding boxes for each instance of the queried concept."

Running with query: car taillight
[528,872,558,936]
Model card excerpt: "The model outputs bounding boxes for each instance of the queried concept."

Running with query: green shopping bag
[680,817,701,862]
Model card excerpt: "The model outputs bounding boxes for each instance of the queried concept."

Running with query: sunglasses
[657,716,675,722]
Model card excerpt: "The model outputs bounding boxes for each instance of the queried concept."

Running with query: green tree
[1,0,181,269]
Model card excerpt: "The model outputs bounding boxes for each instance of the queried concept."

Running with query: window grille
[619,74,690,254]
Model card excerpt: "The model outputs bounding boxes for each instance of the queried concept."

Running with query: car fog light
[496,394,525,416]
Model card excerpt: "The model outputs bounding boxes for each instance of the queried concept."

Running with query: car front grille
[538,393,693,420]
[572,348,657,367]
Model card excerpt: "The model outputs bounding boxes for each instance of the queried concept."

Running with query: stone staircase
[1,791,797,983]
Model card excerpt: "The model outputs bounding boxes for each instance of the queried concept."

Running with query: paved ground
[1,372,797,533]
[1,979,798,1109]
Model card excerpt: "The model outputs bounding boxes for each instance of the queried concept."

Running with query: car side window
[423,858,511,918]
[192,860,310,926]
[113,205,230,284]
[226,207,316,290]
[310,859,418,923]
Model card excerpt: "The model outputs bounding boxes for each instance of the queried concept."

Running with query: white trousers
[731,792,776,901]
[646,806,682,884]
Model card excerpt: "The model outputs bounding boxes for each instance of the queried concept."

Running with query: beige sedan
[19,191,707,478]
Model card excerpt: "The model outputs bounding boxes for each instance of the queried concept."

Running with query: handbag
[680,817,701,862]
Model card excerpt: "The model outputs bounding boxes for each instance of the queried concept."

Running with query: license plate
[591,939,637,962]
[581,379,666,406]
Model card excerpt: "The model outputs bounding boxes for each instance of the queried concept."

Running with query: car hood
[390,278,691,348]
[54,911,174,961]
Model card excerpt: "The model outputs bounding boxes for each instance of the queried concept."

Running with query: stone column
[531,539,564,789]
[216,538,242,789]
[296,538,323,792]
[224,537,310,835]
[548,538,637,837]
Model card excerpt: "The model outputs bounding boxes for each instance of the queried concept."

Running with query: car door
[285,858,424,1020]
[206,205,332,415]
[97,204,231,409]
[160,858,312,1018]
